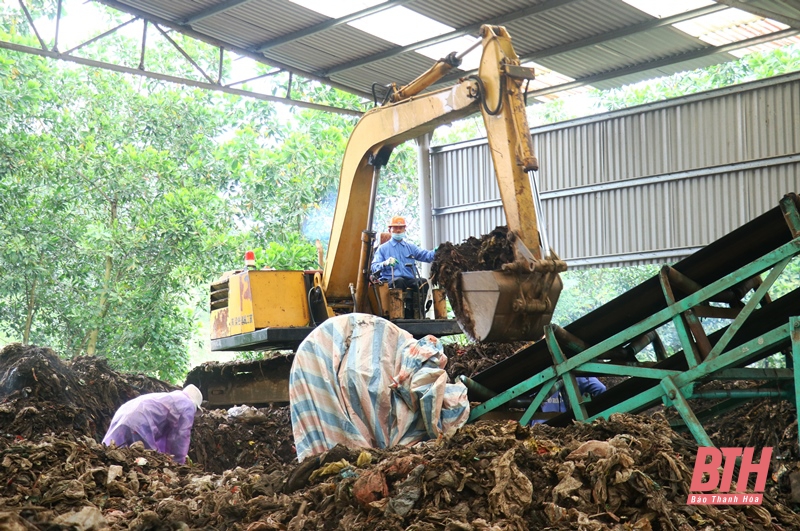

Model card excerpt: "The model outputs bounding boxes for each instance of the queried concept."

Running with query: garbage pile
[191,405,295,474]
[0,344,173,441]
[431,226,513,321]
[443,341,528,381]
[1,343,800,530]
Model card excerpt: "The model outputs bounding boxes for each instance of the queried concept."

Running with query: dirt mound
[444,341,528,380]
[0,344,297,474]
[190,405,296,474]
[0,343,174,441]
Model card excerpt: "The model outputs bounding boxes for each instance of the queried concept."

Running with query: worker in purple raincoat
[102,385,203,464]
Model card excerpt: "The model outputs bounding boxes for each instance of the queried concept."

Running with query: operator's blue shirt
[371,239,435,281]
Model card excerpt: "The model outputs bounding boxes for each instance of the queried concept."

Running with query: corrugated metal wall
[430,72,800,268]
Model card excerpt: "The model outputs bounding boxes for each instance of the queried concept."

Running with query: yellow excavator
[197,25,566,406]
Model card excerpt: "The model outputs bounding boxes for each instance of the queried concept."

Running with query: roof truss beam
[320,0,584,77]
[152,22,217,84]
[0,38,362,115]
[17,0,48,50]
[256,0,416,52]
[83,0,377,107]
[62,16,138,55]
[3,1,364,115]
[91,0,371,99]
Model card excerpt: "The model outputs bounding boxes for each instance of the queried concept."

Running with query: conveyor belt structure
[464,193,800,447]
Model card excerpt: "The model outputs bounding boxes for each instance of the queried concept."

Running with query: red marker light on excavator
[244,250,256,269]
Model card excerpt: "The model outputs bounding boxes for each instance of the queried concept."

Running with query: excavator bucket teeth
[457,268,563,342]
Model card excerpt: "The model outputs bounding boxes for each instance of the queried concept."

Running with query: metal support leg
[706,257,791,361]
[520,379,557,426]
[545,325,587,421]
[792,317,800,450]
[661,377,714,447]
[664,267,713,355]
[660,267,703,367]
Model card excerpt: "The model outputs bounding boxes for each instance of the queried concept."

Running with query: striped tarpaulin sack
[289,313,469,461]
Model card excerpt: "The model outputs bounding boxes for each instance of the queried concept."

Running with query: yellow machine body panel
[250,270,310,328]
[210,270,310,340]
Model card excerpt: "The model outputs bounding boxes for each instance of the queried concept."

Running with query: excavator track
[197,321,462,408]
[185,355,295,407]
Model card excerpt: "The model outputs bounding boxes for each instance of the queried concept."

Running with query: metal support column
[792,317,800,449]
[416,133,433,279]
[545,325,587,421]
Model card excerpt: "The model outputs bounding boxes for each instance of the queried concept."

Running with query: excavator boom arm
[324,26,542,296]
[208,24,562,375]
[320,25,563,342]
[322,80,480,300]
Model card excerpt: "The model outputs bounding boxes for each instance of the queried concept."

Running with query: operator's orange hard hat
[388,216,407,227]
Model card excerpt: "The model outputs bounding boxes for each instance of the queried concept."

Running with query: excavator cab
[368,232,446,321]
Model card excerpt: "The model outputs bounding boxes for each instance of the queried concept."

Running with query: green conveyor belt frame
[464,193,800,448]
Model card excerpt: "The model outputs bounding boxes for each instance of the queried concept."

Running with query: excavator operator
[371,216,435,316]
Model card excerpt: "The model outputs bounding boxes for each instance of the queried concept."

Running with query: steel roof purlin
[714,0,800,29]
[319,0,586,77]
[526,28,800,98]
[435,3,730,87]
[182,0,257,26]
[255,0,416,53]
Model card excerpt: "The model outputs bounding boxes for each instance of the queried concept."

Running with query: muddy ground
[1,343,800,530]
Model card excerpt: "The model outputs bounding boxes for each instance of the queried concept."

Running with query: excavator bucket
[456,232,566,342]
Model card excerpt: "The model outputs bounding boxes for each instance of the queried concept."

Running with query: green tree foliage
[0,44,246,380]
[0,21,421,380]
[553,265,658,326]
[220,99,358,248]
[252,236,320,271]
[598,45,800,111]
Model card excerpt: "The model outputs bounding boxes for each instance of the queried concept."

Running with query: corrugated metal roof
[82,0,800,106]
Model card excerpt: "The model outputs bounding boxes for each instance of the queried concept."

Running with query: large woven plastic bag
[290,314,469,461]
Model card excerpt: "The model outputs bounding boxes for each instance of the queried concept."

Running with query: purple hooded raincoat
[102,389,197,463]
